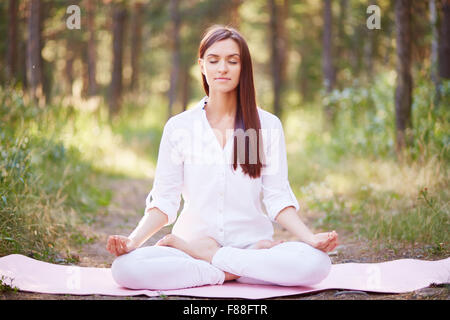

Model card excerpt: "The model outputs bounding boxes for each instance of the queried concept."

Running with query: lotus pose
[106,25,338,290]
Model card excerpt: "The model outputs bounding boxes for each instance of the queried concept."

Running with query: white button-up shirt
[145,96,299,249]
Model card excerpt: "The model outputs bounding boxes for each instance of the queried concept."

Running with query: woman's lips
[215,78,231,81]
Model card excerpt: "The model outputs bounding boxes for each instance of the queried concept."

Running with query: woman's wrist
[127,237,140,251]
[299,233,315,246]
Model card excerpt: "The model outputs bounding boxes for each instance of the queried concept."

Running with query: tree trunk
[86,0,97,96]
[394,0,413,154]
[430,0,441,106]
[109,4,127,116]
[439,0,450,79]
[168,0,180,119]
[336,0,348,86]
[7,0,18,81]
[269,0,288,120]
[322,0,336,125]
[64,40,75,96]
[26,0,44,105]
[130,1,144,92]
[81,43,89,98]
[364,0,378,84]
[180,65,190,112]
[229,0,242,29]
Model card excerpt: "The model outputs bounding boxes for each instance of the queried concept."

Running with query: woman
[106,25,338,290]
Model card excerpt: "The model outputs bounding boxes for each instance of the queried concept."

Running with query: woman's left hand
[308,231,339,253]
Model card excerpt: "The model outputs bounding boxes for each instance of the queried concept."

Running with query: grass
[0,275,19,293]
[284,73,449,255]
[0,87,113,262]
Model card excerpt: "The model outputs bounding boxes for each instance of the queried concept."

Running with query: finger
[119,239,127,255]
[318,242,328,251]
[120,239,127,253]
[316,240,326,250]
[106,237,112,252]
[112,237,120,256]
[325,239,337,252]
[107,239,114,254]
[116,239,124,255]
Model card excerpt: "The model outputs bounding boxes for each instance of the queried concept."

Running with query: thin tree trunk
[394,0,413,154]
[229,0,242,29]
[81,43,89,98]
[7,0,18,80]
[181,65,190,111]
[336,0,348,86]
[429,0,441,106]
[130,1,144,92]
[168,0,180,119]
[322,0,336,125]
[86,0,97,96]
[269,0,288,120]
[109,4,127,116]
[26,0,44,105]
[439,0,450,79]
[64,40,75,95]
[364,0,377,84]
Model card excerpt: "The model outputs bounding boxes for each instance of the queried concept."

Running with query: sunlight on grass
[60,119,156,179]
[33,96,160,180]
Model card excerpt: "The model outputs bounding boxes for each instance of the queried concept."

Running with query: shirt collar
[201,95,208,110]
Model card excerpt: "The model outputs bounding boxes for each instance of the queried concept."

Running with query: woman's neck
[205,90,237,121]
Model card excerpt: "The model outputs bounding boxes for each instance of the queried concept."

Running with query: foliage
[0,86,110,262]
[286,72,449,254]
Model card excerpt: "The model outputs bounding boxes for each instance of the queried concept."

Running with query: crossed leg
[156,235,332,287]
[111,235,331,290]
[111,245,225,290]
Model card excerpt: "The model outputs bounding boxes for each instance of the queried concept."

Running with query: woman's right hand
[106,235,136,256]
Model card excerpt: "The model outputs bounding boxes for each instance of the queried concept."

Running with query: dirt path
[1,177,448,300]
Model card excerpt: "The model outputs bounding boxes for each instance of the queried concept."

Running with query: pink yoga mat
[0,254,449,299]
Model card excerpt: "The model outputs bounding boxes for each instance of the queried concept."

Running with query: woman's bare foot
[253,239,285,249]
[156,235,285,282]
[156,234,221,264]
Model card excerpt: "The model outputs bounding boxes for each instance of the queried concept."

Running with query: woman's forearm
[127,207,168,249]
[274,206,315,245]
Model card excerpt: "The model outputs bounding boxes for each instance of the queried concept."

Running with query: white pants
[111,241,331,290]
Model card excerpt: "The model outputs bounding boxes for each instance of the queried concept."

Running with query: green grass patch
[0,86,112,262]
[285,73,449,255]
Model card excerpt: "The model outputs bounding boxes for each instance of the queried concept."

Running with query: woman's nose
[218,59,228,72]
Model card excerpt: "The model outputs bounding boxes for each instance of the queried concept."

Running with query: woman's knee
[302,248,332,285]
[282,242,332,286]
[111,253,141,289]
[110,246,163,289]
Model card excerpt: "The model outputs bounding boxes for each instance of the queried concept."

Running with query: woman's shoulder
[165,102,203,129]
[257,106,283,129]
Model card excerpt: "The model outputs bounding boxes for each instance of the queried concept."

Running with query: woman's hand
[307,231,339,253]
[106,235,136,256]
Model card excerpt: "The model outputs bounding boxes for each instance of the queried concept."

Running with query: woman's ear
[198,58,205,75]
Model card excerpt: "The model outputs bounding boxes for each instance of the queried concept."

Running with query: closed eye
[209,61,238,64]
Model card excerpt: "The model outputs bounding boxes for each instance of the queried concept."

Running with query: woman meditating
[106,25,338,290]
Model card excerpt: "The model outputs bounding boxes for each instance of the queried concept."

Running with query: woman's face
[199,38,241,94]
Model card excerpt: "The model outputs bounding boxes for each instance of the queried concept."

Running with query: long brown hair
[198,25,266,179]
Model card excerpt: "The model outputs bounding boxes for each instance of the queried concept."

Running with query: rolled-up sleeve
[145,118,183,226]
[261,117,300,222]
